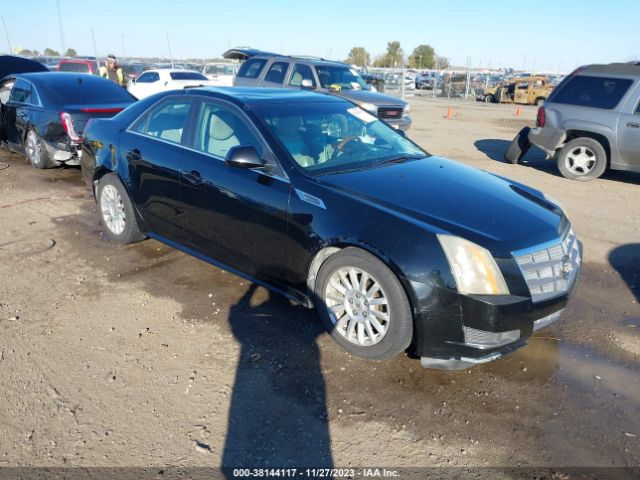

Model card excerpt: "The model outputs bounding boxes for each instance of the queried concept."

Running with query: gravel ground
[0,97,638,475]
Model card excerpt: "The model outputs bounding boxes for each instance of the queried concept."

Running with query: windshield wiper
[376,155,424,166]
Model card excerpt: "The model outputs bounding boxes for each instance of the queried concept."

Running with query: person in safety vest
[99,54,125,87]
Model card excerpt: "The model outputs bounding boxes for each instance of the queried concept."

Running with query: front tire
[24,130,54,169]
[97,173,146,244]
[484,94,494,103]
[557,137,607,181]
[315,248,413,360]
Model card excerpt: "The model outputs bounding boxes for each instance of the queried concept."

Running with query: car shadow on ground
[609,243,640,303]
[474,139,640,185]
[221,284,334,472]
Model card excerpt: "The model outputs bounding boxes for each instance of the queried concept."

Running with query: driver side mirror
[225,145,269,170]
[301,79,314,90]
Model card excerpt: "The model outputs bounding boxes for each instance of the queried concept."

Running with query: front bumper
[412,241,582,370]
[384,116,412,131]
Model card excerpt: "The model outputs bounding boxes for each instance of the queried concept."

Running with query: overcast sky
[2,0,638,72]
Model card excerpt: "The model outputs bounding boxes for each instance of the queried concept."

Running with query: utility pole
[121,33,126,61]
[56,0,66,55]
[90,27,99,66]
[1,16,12,54]
[166,33,174,68]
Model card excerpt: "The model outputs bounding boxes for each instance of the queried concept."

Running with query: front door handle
[126,149,141,161]
[627,122,640,129]
[182,170,203,186]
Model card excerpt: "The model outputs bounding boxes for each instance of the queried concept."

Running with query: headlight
[437,235,509,295]
[403,104,411,115]
[359,102,378,113]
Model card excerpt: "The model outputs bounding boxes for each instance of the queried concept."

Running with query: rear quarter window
[237,59,267,79]
[550,75,633,109]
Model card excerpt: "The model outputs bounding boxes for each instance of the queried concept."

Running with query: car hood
[336,89,407,107]
[0,55,48,79]
[318,156,564,255]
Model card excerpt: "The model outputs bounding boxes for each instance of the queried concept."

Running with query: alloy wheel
[565,146,596,175]
[25,131,42,166]
[100,184,126,235]
[324,266,390,347]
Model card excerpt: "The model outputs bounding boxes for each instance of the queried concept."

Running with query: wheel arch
[305,243,421,326]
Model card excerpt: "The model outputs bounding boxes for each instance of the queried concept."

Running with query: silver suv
[223,48,412,131]
[505,63,640,181]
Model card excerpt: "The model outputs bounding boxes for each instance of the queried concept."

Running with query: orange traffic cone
[445,105,453,119]
[515,106,522,117]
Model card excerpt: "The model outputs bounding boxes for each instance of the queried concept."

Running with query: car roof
[577,63,640,78]
[58,58,95,63]
[186,86,345,106]
[223,48,350,68]
[14,71,111,87]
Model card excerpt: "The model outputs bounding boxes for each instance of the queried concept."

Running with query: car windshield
[314,66,369,90]
[204,65,236,75]
[59,62,92,73]
[169,71,208,81]
[253,101,427,176]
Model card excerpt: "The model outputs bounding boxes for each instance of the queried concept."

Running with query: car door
[180,98,292,286]
[617,97,640,168]
[514,80,529,104]
[286,63,316,90]
[121,96,195,241]
[0,78,15,142]
[130,71,160,99]
[4,78,38,150]
[260,61,290,88]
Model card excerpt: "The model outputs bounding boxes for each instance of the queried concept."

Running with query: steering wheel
[331,135,362,160]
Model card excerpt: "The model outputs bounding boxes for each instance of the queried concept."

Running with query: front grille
[513,226,581,303]
[377,106,404,120]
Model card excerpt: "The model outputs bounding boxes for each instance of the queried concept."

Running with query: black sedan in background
[0,72,135,169]
[81,87,581,369]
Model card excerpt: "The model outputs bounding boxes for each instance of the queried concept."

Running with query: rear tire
[504,126,531,164]
[557,137,607,181]
[24,130,55,169]
[97,173,146,244]
[315,247,413,360]
[484,95,494,103]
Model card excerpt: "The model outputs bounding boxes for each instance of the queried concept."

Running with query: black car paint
[82,87,578,362]
[0,72,135,160]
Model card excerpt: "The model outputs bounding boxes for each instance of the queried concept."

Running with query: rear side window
[264,62,289,84]
[237,59,267,79]
[550,75,633,109]
[9,79,32,104]
[169,72,207,81]
[131,98,193,144]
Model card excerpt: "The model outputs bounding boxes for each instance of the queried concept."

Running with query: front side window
[136,72,160,83]
[264,62,290,84]
[193,101,261,159]
[9,79,31,104]
[314,66,368,90]
[132,98,193,144]
[0,80,15,105]
[254,101,426,174]
[237,59,267,79]
[550,75,633,109]
[288,64,316,88]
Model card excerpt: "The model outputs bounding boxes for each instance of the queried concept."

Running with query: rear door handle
[627,122,640,129]
[182,170,203,186]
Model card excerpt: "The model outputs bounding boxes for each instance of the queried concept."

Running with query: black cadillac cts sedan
[81,87,581,369]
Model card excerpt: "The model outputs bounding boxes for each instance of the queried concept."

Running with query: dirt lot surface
[0,98,639,474]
